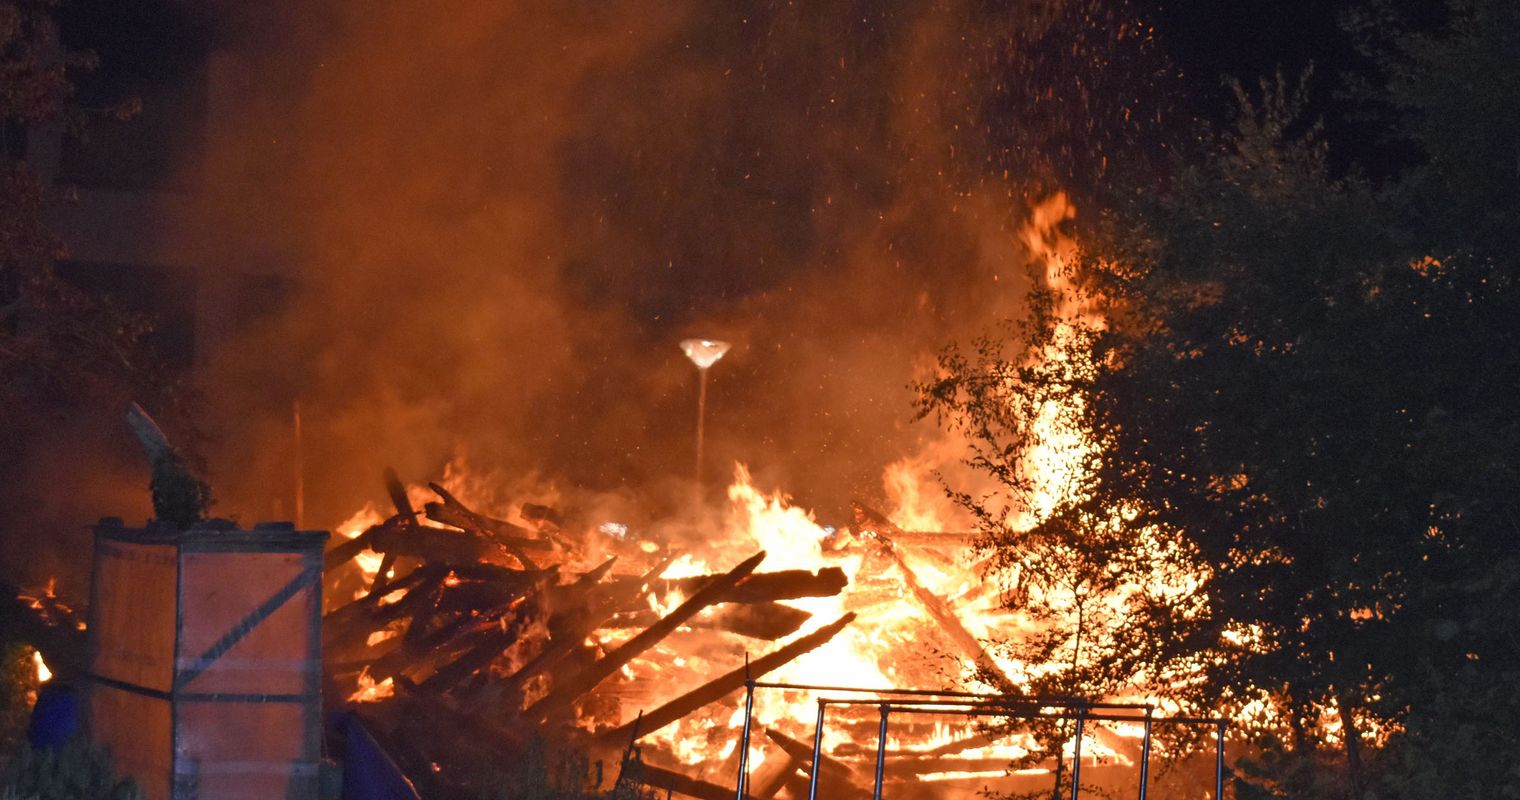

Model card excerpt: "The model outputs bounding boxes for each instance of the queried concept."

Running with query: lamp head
[680,338,731,369]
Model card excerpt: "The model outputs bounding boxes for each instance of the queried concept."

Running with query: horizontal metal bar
[814,697,1150,711]
[833,703,1221,727]
[750,681,1084,702]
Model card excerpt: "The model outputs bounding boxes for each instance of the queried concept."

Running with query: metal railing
[731,679,1228,800]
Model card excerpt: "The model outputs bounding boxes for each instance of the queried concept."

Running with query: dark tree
[920,0,1520,796]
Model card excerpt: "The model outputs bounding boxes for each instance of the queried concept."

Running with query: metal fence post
[807,700,826,800]
[1215,721,1227,800]
[735,671,755,800]
[1138,707,1153,800]
[872,704,890,800]
[1069,708,1086,800]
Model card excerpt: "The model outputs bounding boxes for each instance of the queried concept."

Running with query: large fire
[335,460,1068,785]
[318,196,1169,795]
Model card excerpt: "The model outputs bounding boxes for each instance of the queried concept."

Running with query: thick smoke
[184,0,1162,532]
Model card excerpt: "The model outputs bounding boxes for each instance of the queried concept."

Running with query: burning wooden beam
[412,558,622,695]
[849,503,976,548]
[325,521,381,571]
[656,567,848,604]
[763,728,859,784]
[763,730,874,800]
[529,551,768,720]
[633,763,733,800]
[364,467,420,600]
[602,612,857,743]
[605,601,812,641]
[748,744,804,800]
[853,501,1017,694]
[423,482,550,569]
[369,525,529,567]
[325,566,451,662]
[416,597,539,694]
[477,557,675,711]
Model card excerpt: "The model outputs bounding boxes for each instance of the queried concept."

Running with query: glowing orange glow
[33,650,52,683]
[349,667,394,703]
[318,198,1275,787]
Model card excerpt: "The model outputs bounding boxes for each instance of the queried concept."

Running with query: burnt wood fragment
[485,557,675,710]
[653,567,848,605]
[853,501,1016,694]
[601,612,857,742]
[529,552,767,720]
[606,601,812,641]
[634,763,733,800]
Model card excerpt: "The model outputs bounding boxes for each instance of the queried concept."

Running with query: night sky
[1134,0,1445,174]
[59,0,1435,184]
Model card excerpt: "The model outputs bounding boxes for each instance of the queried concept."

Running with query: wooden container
[86,520,327,800]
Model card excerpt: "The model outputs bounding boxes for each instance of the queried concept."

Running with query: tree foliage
[919,0,1520,795]
[0,738,142,800]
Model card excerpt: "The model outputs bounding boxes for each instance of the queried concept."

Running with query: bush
[0,738,142,800]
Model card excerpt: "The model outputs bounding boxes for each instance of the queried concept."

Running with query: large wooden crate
[86,520,327,800]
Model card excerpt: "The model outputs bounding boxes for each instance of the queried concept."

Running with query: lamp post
[680,338,730,493]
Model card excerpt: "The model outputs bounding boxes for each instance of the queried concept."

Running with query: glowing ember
[349,667,394,703]
[32,650,51,683]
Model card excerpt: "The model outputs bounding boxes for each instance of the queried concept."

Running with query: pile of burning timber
[323,470,871,797]
[319,468,1063,799]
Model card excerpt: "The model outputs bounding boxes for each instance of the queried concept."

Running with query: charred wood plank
[324,566,449,660]
[529,552,767,719]
[634,764,732,800]
[601,612,856,743]
[433,581,528,616]
[484,557,675,710]
[606,602,811,641]
[420,502,553,553]
[764,728,860,785]
[424,482,548,569]
[446,561,547,584]
[853,501,1016,694]
[654,568,848,605]
[325,524,379,572]
[361,630,468,687]
[708,602,811,640]
[850,502,976,547]
[849,503,968,571]
[764,730,873,800]
[748,746,803,800]
[415,567,551,696]
[385,467,419,526]
[365,468,419,602]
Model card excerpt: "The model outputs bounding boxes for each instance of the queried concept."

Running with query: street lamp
[680,338,731,492]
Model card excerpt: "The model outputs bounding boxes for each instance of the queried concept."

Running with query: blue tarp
[339,712,421,800]
[28,682,80,749]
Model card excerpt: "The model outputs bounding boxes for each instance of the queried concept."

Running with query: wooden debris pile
[322,469,855,798]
